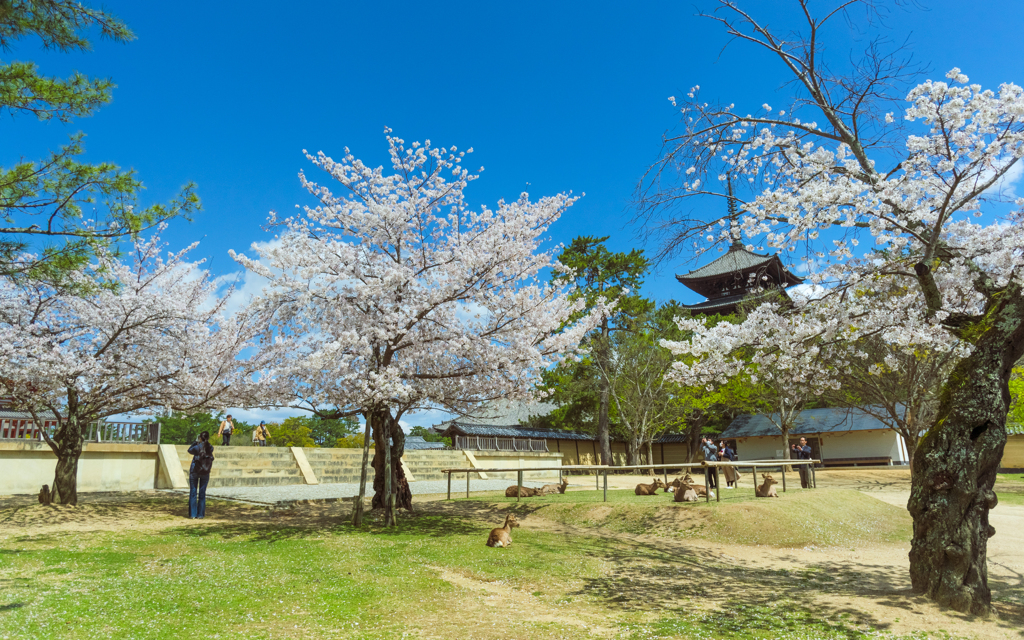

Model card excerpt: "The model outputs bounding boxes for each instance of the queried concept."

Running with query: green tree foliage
[1010,367,1024,428]
[156,410,224,445]
[268,417,316,447]
[550,236,650,464]
[1,0,199,282]
[308,415,359,447]
[408,425,451,447]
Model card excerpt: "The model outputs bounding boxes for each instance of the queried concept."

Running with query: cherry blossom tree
[234,131,602,525]
[639,0,1024,614]
[0,235,262,505]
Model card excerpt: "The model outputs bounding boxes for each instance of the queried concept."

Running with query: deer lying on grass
[755,473,779,498]
[539,478,569,495]
[674,485,699,502]
[505,485,542,498]
[634,478,667,495]
[486,513,520,548]
[681,474,709,497]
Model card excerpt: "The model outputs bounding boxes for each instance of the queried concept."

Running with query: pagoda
[676,190,803,315]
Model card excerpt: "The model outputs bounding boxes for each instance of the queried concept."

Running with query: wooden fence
[441,460,819,503]
[0,419,160,444]
[454,435,549,452]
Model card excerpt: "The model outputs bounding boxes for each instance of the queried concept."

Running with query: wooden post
[704,464,710,503]
[447,471,451,500]
[781,464,787,493]
[811,462,817,489]
[595,471,599,490]
[663,466,668,485]
[352,415,373,526]
[715,466,720,502]
[602,469,608,502]
[752,466,758,498]
[517,469,523,503]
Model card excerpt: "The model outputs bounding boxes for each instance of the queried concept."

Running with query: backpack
[222,420,233,435]
[195,446,215,475]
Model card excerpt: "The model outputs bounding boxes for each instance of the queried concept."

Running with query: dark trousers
[797,464,810,489]
[222,433,231,446]
[189,472,210,518]
[705,466,717,489]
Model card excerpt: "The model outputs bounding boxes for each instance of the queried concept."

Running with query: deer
[681,473,709,497]
[539,477,569,495]
[505,485,542,498]
[635,478,667,495]
[486,513,520,548]
[674,485,699,502]
[755,473,779,498]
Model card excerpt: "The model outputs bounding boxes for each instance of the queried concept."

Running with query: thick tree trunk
[908,291,1024,615]
[370,410,412,516]
[646,441,655,475]
[39,390,85,506]
[626,440,639,467]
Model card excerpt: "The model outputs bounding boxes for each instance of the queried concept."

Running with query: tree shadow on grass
[564,534,1024,637]
[0,603,26,613]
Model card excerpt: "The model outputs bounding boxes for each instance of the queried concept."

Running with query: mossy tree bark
[37,388,86,506]
[908,285,1024,614]
[370,410,412,522]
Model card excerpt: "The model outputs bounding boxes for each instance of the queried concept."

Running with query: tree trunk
[370,410,412,515]
[780,425,792,472]
[625,440,639,466]
[596,320,613,466]
[39,390,84,506]
[352,414,373,526]
[908,293,1024,615]
[646,440,655,475]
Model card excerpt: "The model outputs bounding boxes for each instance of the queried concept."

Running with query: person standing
[218,414,234,446]
[700,436,718,491]
[719,440,739,488]
[188,431,215,519]
[791,437,813,489]
[253,421,270,447]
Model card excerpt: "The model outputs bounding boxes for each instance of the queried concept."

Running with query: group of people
[215,415,271,447]
[699,435,814,490]
[699,436,739,491]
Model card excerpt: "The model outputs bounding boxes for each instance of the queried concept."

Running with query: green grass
[0,492,965,639]
[468,488,913,547]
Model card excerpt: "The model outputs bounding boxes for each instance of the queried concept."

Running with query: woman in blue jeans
[188,431,215,518]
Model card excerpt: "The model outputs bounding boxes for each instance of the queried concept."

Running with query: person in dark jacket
[188,431,215,519]
[700,436,718,491]
[791,437,813,488]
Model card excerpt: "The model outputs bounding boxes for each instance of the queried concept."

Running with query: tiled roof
[0,408,60,420]
[404,436,446,450]
[680,290,783,312]
[451,401,558,426]
[676,245,778,281]
[720,407,891,439]
[440,421,597,441]
[1008,423,1024,436]
[654,433,692,444]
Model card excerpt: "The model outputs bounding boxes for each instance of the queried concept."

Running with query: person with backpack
[188,431,215,519]
[700,436,718,492]
[252,421,270,447]
[218,414,234,446]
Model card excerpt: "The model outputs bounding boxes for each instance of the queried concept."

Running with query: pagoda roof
[679,290,788,314]
[676,244,795,282]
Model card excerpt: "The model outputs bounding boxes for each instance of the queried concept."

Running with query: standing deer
[486,513,521,548]
[755,473,779,498]
[635,478,667,495]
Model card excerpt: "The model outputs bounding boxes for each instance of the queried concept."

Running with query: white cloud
[984,158,1023,199]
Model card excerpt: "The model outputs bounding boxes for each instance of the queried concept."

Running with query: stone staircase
[175,445,305,488]
[175,446,476,487]
[401,450,471,481]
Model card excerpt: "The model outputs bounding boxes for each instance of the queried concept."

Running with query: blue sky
[8,1,1024,427]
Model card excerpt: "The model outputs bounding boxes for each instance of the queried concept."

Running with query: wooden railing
[454,435,548,452]
[0,419,160,444]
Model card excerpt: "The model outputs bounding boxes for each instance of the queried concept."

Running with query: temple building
[676,239,804,315]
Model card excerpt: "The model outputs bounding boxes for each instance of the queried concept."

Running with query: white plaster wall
[467,451,563,481]
[1,442,160,495]
[733,429,905,463]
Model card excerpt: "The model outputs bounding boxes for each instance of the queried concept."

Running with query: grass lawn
[0,489,1007,639]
